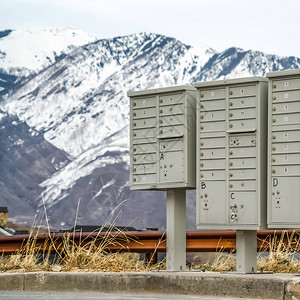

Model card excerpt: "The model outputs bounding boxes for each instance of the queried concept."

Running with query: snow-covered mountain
[1,30,300,230]
[0,29,97,97]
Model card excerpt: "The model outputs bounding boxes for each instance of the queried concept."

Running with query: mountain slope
[1,31,300,229]
[0,28,97,97]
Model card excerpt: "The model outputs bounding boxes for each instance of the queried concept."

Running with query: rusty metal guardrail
[0,230,298,263]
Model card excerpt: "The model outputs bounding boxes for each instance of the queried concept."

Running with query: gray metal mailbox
[267,69,300,228]
[128,86,196,190]
[194,77,268,230]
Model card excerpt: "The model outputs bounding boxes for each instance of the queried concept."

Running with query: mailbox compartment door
[201,148,226,159]
[133,117,157,129]
[272,130,300,143]
[200,110,226,122]
[132,173,156,184]
[272,78,300,91]
[272,153,300,165]
[133,142,156,155]
[272,113,300,126]
[133,107,156,119]
[159,139,183,152]
[230,158,256,169]
[199,181,226,224]
[201,99,226,111]
[229,97,256,109]
[272,101,300,114]
[230,180,256,191]
[132,96,156,109]
[133,153,156,164]
[229,85,256,98]
[229,147,256,158]
[159,125,184,138]
[200,137,226,149]
[272,165,300,176]
[272,142,300,154]
[229,119,256,131]
[229,108,256,120]
[200,170,226,180]
[159,93,184,106]
[200,159,226,170]
[133,128,157,139]
[200,88,225,100]
[159,104,183,116]
[272,90,300,102]
[133,163,156,174]
[159,115,184,126]
[200,121,226,132]
[270,176,300,223]
[230,169,256,180]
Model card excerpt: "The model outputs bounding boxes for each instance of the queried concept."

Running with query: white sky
[1,0,300,57]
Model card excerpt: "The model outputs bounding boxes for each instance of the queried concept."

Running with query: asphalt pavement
[0,291,275,300]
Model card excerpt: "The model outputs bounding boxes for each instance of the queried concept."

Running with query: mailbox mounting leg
[166,189,186,271]
[236,230,257,273]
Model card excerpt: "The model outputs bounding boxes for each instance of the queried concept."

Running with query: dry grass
[0,228,165,273]
[257,230,300,273]
[191,231,300,273]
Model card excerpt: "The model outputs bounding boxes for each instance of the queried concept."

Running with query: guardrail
[0,230,298,263]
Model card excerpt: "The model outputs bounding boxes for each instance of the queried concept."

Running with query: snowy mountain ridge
[0,28,97,75]
[1,30,300,229]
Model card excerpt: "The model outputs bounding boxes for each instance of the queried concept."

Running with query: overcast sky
[1,0,300,57]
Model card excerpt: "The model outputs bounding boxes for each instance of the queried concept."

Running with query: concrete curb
[0,272,299,299]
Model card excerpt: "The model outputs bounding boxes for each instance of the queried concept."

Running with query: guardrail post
[166,189,186,271]
[236,230,257,273]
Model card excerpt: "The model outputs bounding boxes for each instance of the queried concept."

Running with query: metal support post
[236,230,257,273]
[166,189,186,271]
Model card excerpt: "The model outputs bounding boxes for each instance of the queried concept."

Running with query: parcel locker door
[159,151,184,183]
[229,192,257,225]
[271,176,300,224]
[199,181,226,224]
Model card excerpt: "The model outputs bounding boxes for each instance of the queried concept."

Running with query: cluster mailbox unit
[128,85,197,271]
[128,86,196,190]
[194,78,268,230]
[267,69,300,228]
[128,70,300,273]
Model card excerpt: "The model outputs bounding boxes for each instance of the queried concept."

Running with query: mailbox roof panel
[194,77,267,88]
[127,85,195,97]
[267,69,300,78]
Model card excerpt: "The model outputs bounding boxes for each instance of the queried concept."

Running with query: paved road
[0,291,275,300]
